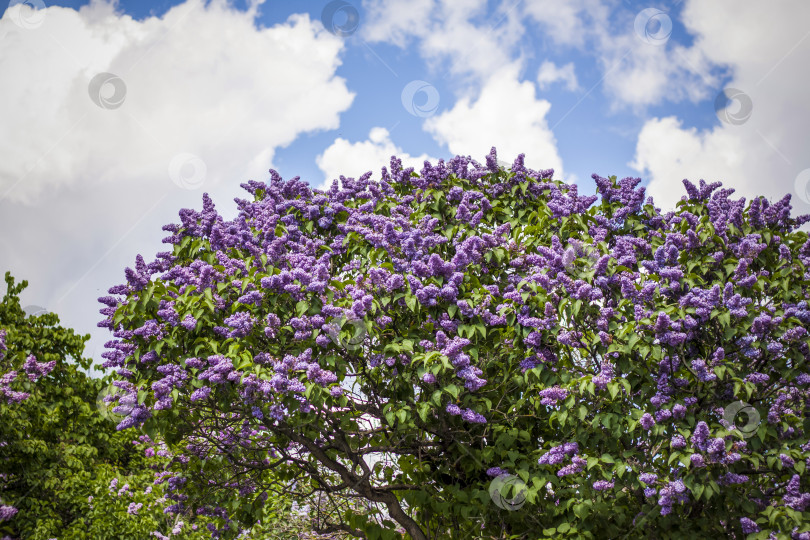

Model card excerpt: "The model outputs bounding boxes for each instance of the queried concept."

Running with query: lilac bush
[98,148,810,539]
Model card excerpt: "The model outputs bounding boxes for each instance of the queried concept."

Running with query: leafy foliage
[0,272,326,538]
[97,148,810,539]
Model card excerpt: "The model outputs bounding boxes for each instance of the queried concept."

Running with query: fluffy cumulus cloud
[0,0,353,204]
[315,127,436,190]
[363,0,565,179]
[521,0,604,49]
[361,0,525,82]
[0,0,353,369]
[523,0,719,109]
[424,65,566,180]
[630,0,810,211]
[537,60,580,92]
[522,0,810,212]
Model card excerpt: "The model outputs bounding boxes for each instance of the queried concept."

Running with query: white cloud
[521,0,810,214]
[0,0,354,369]
[522,0,720,109]
[424,64,566,180]
[315,127,436,190]
[630,0,810,212]
[0,0,354,204]
[362,1,565,179]
[362,0,525,82]
[537,60,579,92]
[360,0,435,48]
[521,0,601,49]
[599,38,720,111]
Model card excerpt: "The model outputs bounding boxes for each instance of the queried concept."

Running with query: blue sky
[1,0,809,373]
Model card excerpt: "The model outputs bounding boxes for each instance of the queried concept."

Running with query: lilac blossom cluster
[445,402,486,423]
[538,386,568,406]
[655,479,689,516]
[537,442,587,477]
[94,148,810,536]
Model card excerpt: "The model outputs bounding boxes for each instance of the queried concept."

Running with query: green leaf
[396,409,408,424]
[405,295,417,312]
[417,403,430,423]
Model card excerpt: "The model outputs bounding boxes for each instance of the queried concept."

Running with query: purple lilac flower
[745,372,770,384]
[190,386,212,402]
[0,505,19,521]
[783,326,808,342]
[128,502,143,515]
[707,437,725,456]
[487,467,507,477]
[718,472,748,485]
[639,473,658,484]
[780,454,795,468]
[538,443,579,465]
[691,359,717,382]
[22,355,56,382]
[223,311,255,338]
[722,452,741,464]
[640,413,655,430]
[133,319,164,340]
[538,386,568,405]
[461,408,487,424]
[691,421,710,451]
[446,403,461,416]
[557,456,586,477]
[593,480,614,491]
[180,314,197,331]
[783,474,810,511]
[740,517,760,534]
[593,360,614,391]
